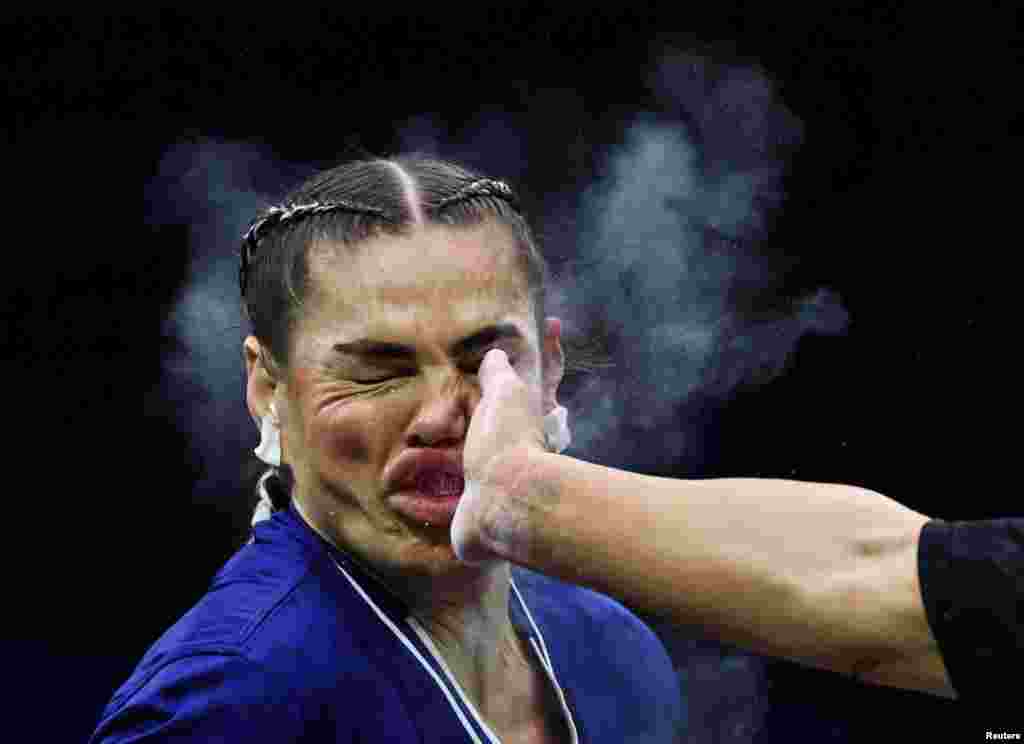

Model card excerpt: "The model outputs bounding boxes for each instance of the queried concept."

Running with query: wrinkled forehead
[301,222,535,346]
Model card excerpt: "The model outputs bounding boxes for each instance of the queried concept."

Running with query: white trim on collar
[510,576,580,744]
[331,559,490,743]
[407,616,503,744]
[331,559,579,744]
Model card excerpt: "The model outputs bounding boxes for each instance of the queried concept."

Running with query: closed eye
[354,350,519,381]
[353,370,415,385]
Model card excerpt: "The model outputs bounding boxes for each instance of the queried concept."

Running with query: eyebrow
[450,323,524,356]
[332,323,524,360]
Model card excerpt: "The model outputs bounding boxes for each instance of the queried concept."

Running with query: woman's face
[261,220,561,583]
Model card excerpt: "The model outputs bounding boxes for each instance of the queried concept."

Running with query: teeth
[439,474,463,495]
[416,472,464,496]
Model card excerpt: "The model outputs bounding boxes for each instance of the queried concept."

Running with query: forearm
[489,450,952,695]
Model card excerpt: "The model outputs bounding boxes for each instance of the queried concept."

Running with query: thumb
[478,348,514,394]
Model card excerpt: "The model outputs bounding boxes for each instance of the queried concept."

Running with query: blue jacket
[91,502,683,742]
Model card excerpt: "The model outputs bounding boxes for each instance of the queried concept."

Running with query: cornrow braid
[240,199,388,297]
[435,178,520,213]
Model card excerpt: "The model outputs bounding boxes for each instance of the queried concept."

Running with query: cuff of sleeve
[917,518,1021,706]
[917,519,960,697]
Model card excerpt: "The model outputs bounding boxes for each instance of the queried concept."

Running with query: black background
[3,5,1017,741]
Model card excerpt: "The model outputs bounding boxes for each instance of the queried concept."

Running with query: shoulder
[89,645,397,743]
[513,568,683,735]
[92,538,395,741]
[514,566,674,660]
[132,537,323,657]
[134,517,387,657]
[91,652,286,742]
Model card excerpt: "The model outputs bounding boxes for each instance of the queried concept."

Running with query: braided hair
[240,156,546,517]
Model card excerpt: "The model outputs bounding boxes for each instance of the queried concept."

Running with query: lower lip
[389,490,462,526]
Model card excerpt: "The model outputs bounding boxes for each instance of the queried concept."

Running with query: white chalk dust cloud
[154,51,848,503]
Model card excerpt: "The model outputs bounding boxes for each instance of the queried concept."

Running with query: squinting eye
[354,370,414,385]
[355,376,395,385]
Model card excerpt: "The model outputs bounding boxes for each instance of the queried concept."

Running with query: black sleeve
[917,518,1023,707]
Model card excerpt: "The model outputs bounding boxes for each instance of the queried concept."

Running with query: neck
[386,549,524,711]
[291,496,525,708]
[409,563,530,713]
[407,560,513,648]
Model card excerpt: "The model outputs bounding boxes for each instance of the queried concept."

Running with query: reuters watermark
[986,733,1022,741]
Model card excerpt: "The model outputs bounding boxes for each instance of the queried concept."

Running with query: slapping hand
[452,349,549,564]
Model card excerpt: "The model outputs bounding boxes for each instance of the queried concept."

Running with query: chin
[400,537,500,578]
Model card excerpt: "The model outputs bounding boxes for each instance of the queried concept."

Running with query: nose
[406,372,476,448]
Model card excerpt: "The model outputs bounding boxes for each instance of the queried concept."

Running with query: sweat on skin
[243,218,567,731]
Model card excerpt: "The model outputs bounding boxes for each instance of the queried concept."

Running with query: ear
[540,317,564,415]
[244,335,278,424]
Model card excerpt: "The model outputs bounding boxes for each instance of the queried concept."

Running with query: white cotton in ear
[254,414,281,467]
[542,405,571,453]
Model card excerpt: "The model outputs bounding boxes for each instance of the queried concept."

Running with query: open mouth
[414,471,465,498]
[390,470,466,527]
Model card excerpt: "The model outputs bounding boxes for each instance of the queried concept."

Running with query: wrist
[478,445,557,564]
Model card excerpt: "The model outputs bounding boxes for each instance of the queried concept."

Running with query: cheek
[309,405,373,465]
[292,368,377,468]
